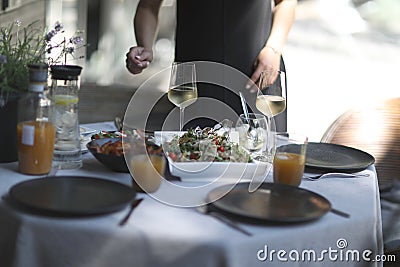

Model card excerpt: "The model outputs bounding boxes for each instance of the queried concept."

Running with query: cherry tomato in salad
[169,152,178,162]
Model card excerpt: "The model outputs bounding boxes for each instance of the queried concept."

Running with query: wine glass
[167,62,198,130]
[236,113,269,160]
[256,70,286,118]
[254,70,286,162]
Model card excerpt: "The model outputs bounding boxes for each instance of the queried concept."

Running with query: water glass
[273,132,308,187]
[236,113,268,158]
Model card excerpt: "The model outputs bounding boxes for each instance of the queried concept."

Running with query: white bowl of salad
[163,127,271,182]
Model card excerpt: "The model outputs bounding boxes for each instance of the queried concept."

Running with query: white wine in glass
[256,95,286,117]
[168,85,197,108]
[256,70,286,118]
[168,63,198,130]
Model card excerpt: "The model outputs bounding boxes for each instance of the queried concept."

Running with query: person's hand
[247,46,281,92]
[126,46,153,74]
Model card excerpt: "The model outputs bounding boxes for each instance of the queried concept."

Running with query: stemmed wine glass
[256,70,286,118]
[254,70,286,162]
[167,62,198,130]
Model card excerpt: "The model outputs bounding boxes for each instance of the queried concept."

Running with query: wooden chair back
[321,98,400,190]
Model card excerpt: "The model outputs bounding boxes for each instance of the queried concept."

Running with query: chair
[321,97,400,191]
[320,98,400,263]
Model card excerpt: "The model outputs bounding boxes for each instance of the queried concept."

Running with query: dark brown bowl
[86,138,129,173]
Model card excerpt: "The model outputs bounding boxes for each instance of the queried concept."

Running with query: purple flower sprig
[1,19,88,102]
[45,21,87,65]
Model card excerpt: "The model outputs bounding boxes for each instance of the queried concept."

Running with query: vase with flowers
[0,20,85,162]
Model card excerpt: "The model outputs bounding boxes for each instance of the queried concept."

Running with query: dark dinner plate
[305,142,375,171]
[8,176,136,216]
[206,182,331,223]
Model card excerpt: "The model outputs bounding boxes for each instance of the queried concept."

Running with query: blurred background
[1,0,399,141]
[1,0,400,256]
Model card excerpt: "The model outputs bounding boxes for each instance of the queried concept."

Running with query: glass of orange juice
[127,132,165,193]
[273,132,308,187]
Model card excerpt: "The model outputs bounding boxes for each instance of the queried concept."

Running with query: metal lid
[28,63,48,82]
[50,65,82,80]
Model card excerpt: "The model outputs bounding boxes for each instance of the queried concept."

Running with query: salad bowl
[169,161,271,182]
[163,127,272,182]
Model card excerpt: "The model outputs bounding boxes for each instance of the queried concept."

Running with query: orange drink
[273,152,305,186]
[273,132,308,187]
[17,121,55,175]
[130,154,165,193]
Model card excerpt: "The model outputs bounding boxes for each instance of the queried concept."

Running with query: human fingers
[246,63,265,93]
[128,64,147,74]
[126,58,143,74]
[258,65,279,90]
[268,69,278,86]
[126,47,142,72]
[126,47,144,61]
[133,49,153,63]
[126,47,150,74]
[252,46,281,88]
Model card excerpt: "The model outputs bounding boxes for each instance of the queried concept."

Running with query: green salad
[164,127,252,163]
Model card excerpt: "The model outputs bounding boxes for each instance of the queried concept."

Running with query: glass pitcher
[50,65,83,169]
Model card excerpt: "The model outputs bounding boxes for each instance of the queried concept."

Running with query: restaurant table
[0,122,384,267]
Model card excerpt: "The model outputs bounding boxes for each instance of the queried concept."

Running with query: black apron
[149,0,287,131]
[176,0,273,76]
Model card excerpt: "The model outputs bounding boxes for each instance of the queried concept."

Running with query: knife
[119,198,144,226]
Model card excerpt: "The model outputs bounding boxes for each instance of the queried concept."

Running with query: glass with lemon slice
[50,65,83,169]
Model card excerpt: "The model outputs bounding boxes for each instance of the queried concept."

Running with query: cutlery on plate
[119,198,144,226]
[330,208,350,218]
[114,116,123,131]
[239,92,260,150]
[196,205,252,236]
[303,173,370,181]
[239,91,255,131]
[239,91,250,121]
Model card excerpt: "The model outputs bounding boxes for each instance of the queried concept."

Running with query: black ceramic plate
[206,182,331,223]
[8,176,136,216]
[305,142,375,171]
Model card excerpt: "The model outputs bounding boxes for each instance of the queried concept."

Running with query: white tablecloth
[0,122,384,267]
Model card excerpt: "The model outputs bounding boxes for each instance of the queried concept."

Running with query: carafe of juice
[50,65,83,169]
[17,63,56,175]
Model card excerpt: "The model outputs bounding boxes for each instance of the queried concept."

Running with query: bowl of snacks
[86,134,130,172]
[87,130,164,173]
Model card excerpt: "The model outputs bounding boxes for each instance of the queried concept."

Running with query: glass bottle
[50,65,83,169]
[17,63,55,175]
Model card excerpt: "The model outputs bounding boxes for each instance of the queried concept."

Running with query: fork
[196,205,252,236]
[303,172,370,181]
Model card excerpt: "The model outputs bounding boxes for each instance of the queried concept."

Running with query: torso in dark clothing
[148,0,287,131]
[175,0,272,77]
